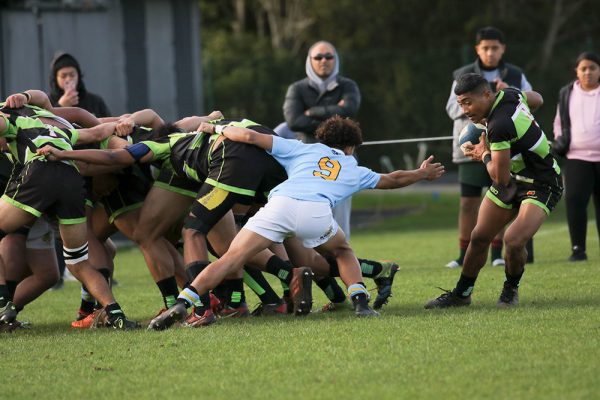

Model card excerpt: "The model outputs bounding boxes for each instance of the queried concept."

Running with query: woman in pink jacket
[553,52,600,262]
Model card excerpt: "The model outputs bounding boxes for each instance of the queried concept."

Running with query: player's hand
[115,117,135,136]
[36,145,62,161]
[207,110,223,120]
[495,78,509,91]
[4,93,29,108]
[197,122,216,134]
[338,99,346,107]
[463,133,489,161]
[420,155,445,180]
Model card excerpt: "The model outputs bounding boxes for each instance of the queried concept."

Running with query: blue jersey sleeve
[357,166,381,190]
[269,135,303,157]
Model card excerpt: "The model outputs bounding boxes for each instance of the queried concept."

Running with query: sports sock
[228,278,245,308]
[157,276,179,308]
[505,270,524,288]
[6,280,18,300]
[324,256,340,277]
[178,285,211,313]
[491,239,503,261]
[79,285,95,315]
[347,282,369,305]
[358,258,383,278]
[315,277,346,303]
[185,261,210,283]
[457,239,469,265]
[265,255,293,285]
[455,274,476,298]
[244,267,281,304]
[212,281,231,304]
[0,284,11,307]
[104,302,125,323]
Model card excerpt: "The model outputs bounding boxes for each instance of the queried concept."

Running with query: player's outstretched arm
[175,111,224,132]
[52,107,101,128]
[36,145,138,166]
[5,90,53,110]
[76,122,118,145]
[376,156,444,189]
[197,122,273,151]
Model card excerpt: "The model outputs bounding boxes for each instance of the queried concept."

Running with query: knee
[469,229,491,249]
[504,233,527,252]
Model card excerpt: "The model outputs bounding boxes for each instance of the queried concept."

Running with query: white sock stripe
[63,243,89,254]
[65,254,89,265]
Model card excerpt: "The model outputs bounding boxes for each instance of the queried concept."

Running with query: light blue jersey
[268,136,380,207]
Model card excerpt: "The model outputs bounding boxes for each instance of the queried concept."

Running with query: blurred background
[1,0,599,170]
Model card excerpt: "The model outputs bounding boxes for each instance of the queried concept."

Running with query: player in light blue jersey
[150,116,444,327]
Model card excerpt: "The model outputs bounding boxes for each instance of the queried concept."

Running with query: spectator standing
[552,51,600,262]
[48,52,111,117]
[276,41,361,238]
[445,26,532,268]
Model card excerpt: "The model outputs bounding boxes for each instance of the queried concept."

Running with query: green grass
[3,191,599,399]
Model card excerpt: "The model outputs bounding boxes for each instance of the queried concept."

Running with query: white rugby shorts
[244,196,338,248]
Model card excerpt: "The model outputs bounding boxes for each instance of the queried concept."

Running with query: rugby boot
[0,301,17,324]
[373,261,399,309]
[497,282,519,308]
[425,288,471,309]
[147,302,188,331]
[251,300,288,316]
[218,303,250,318]
[290,267,313,316]
[351,296,380,317]
[181,308,217,328]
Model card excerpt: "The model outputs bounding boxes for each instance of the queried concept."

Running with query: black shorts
[99,169,152,223]
[153,167,201,198]
[205,139,286,202]
[485,175,563,215]
[2,160,86,224]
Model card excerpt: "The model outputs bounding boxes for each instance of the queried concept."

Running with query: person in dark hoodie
[48,52,111,118]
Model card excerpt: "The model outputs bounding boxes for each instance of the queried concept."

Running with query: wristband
[482,152,492,165]
[214,125,227,134]
[20,92,31,103]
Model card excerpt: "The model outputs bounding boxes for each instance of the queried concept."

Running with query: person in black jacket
[48,52,111,118]
[276,41,360,241]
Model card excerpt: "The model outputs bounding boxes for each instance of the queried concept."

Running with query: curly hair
[315,115,363,150]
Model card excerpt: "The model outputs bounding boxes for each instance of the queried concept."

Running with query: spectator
[445,26,532,269]
[48,52,111,117]
[552,51,600,262]
[276,40,361,238]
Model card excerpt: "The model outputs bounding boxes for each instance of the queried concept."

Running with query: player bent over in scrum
[148,115,444,329]
[425,73,562,309]
[0,91,139,329]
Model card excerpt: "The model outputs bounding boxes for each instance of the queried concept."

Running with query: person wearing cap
[48,52,111,118]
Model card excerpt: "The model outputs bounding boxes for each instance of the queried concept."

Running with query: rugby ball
[459,123,486,147]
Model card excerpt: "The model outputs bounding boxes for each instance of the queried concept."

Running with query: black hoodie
[48,52,111,117]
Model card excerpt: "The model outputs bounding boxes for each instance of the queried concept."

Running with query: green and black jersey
[486,88,560,185]
[0,111,78,166]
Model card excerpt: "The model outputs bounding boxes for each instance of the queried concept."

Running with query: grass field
[2,191,599,399]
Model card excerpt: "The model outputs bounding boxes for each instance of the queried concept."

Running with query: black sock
[357,259,383,278]
[491,239,503,261]
[212,281,231,304]
[349,282,369,305]
[315,277,346,303]
[244,266,281,304]
[6,280,18,300]
[325,256,340,277]
[228,278,245,308]
[455,274,476,298]
[265,255,293,285]
[185,261,210,283]
[80,285,95,315]
[104,302,125,323]
[179,285,211,314]
[157,276,179,308]
[505,270,524,288]
[0,284,11,307]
